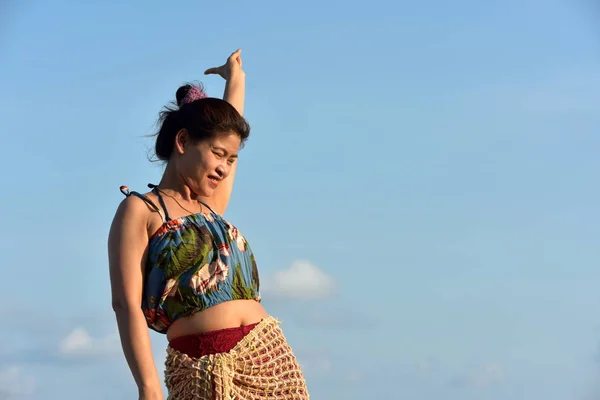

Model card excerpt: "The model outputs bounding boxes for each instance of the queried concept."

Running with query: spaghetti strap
[147,184,172,221]
[119,185,167,223]
[147,183,216,218]
[198,200,217,215]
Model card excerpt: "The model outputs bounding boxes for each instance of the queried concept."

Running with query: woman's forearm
[114,306,163,397]
[223,72,245,116]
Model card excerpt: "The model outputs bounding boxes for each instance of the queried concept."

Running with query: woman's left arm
[205,49,245,115]
[202,49,246,215]
[223,67,245,116]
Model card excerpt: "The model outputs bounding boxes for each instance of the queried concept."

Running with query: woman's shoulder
[113,192,146,223]
[113,186,161,227]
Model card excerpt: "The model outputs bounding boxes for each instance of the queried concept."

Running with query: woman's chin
[196,186,216,199]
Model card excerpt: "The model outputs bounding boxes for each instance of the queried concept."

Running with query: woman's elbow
[111,297,140,314]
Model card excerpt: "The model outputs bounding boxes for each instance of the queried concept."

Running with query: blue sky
[1,0,600,399]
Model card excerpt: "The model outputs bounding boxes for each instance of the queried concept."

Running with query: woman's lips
[208,176,219,188]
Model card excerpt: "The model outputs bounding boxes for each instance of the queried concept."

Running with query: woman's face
[174,130,241,197]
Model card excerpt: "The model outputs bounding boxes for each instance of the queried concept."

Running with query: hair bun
[175,83,207,107]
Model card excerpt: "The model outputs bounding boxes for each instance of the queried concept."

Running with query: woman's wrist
[138,383,163,399]
[227,70,245,82]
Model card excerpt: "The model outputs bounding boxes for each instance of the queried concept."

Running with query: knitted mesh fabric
[164,316,309,399]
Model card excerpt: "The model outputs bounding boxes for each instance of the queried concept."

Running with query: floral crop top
[120,185,261,334]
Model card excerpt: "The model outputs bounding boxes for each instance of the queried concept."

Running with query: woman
[108,49,309,400]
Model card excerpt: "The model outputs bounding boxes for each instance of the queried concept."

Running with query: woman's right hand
[204,49,244,81]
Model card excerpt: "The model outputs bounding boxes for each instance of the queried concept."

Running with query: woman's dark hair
[154,83,250,161]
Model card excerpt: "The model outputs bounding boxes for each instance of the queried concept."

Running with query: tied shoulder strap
[120,185,167,223]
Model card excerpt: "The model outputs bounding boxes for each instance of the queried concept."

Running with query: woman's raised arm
[202,49,246,215]
[205,49,245,115]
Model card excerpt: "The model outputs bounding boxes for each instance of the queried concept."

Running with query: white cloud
[411,357,505,389]
[263,260,335,300]
[60,328,92,354]
[0,366,35,397]
[59,327,120,358]
[305,357,332,374]
[449,363,505,388]
[468,363,504,387]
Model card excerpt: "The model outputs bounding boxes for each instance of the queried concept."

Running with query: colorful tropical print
[142,211,261,334]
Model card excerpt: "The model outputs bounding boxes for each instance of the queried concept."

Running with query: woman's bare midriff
[166,300,269,342]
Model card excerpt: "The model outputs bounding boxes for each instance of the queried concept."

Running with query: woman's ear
[174,129,189,155]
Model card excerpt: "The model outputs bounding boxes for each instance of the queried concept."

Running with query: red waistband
[168,322,260,358]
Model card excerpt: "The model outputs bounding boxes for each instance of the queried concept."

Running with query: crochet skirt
[164,316,309,399]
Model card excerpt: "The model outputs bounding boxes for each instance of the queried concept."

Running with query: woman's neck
[156,163,198,202]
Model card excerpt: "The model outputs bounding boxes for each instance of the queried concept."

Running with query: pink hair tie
[182,86,207,105]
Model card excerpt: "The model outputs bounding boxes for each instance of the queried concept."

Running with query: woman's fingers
[228,49,242,67]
